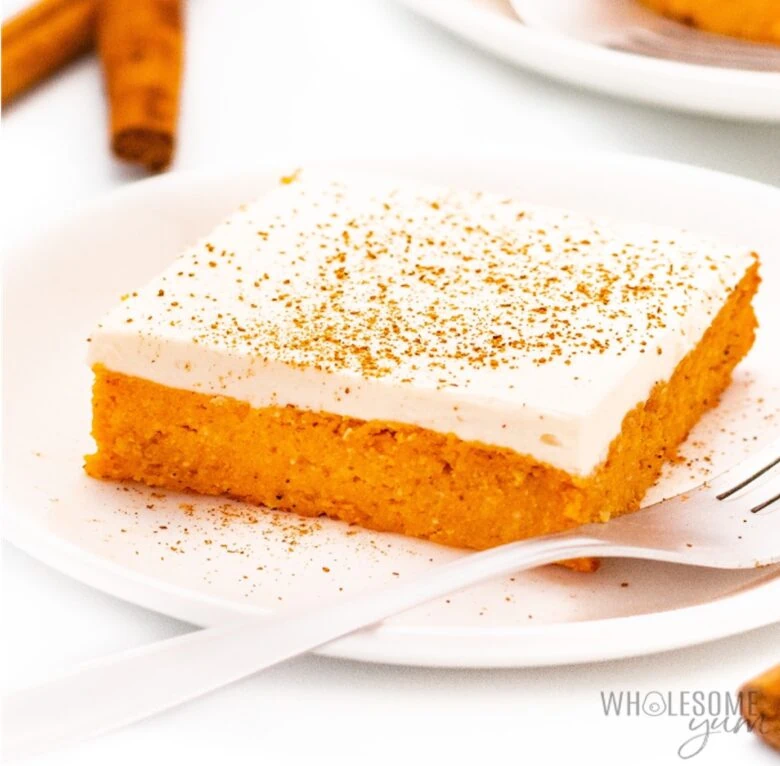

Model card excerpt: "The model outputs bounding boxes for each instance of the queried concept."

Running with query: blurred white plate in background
[395,0,780,121]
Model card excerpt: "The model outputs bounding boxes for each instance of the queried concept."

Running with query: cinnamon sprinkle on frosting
[102,173,745,387]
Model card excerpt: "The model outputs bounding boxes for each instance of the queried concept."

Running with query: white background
[3,1,780,764]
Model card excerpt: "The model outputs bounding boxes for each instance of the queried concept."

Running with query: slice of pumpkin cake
[86,171,760,554]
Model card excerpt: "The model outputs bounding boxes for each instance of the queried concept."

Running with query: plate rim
[392,0,780,121]
[4,154,780,668]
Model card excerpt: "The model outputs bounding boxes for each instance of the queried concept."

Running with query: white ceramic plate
[394,0,780,121]
[4,153,780,668]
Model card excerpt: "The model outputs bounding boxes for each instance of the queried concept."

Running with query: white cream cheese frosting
[88,172,756,476]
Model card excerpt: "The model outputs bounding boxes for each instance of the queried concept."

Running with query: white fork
[511,0,780,72]
[4,438,779,760]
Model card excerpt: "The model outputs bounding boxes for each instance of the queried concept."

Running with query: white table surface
[3,1,780,764]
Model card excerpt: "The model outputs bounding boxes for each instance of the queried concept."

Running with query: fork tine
[610,39,777,72]
[710,438,780,499]
[742,470,780,512]
[649,22,780,58]
[717,455,780,499]
[625,28,780,71]
[751,491,780,514]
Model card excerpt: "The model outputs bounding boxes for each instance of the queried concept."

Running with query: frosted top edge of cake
[88,171,757,475]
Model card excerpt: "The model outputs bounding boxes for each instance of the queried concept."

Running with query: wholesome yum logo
[599,690,763,758]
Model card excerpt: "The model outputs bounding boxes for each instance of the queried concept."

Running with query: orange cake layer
[86,264,759,557]
[640,0,780,44]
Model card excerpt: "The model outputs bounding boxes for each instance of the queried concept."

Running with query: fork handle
[3,533,610,759]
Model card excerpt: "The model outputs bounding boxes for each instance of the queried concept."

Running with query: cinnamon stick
[96,0,183,171]
[2,0,96,106]
[741,664,780,751]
